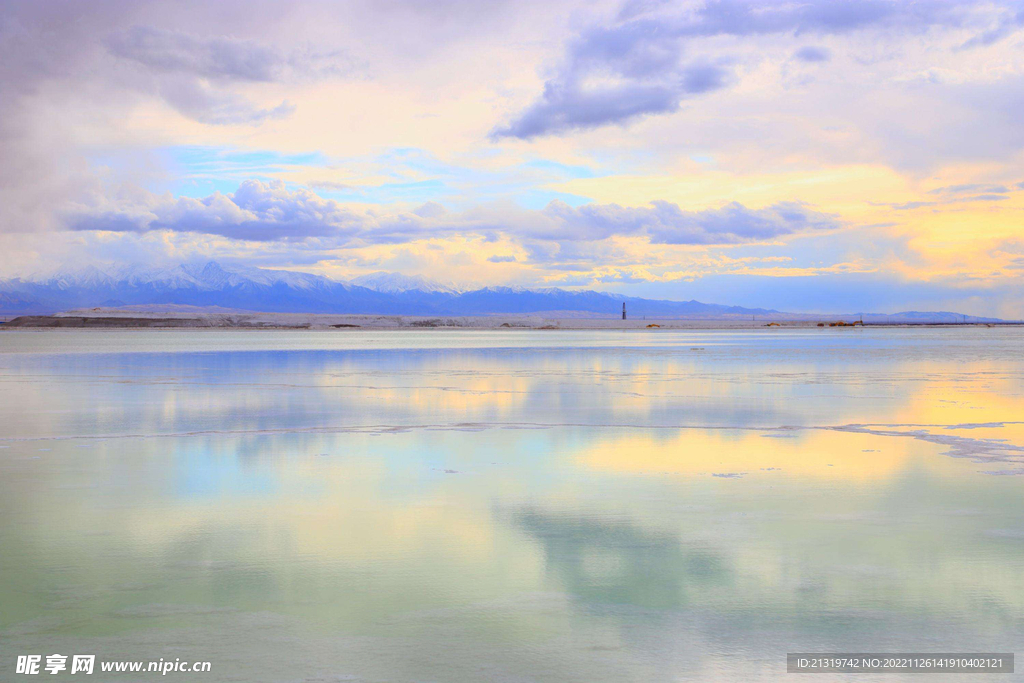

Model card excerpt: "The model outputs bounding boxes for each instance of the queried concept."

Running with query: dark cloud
[65,180,839,246]
[104,25,352,125]
[487,255,518,262]
[106,25,350,82]
[68,180,363,242]
[794,46,832,62]
[491,64,730,139]
[659,0,974,40]
[107,26,285,81]
[494,0,974,138]
[65,179,451,243]
[542,200,839,244]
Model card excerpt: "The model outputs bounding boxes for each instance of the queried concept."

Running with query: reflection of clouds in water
[511,506,731,611]
[3,331,1024,681]
[5,341,1024,480]
[2,344,980,441]
[497,502,1024,674]
[4,431,1024,681]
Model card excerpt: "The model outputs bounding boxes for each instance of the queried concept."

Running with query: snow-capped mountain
[351,271,459,294]
[1,261,398,315]
[37,264,117,290]
[32,261,342,292]
[0,261,1008,322]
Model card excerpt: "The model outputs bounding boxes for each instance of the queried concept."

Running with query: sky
[2,0,1024,316]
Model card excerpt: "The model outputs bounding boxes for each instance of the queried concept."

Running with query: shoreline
[1,311,1018,331]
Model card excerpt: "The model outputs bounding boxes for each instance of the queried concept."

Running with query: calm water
[1,328,1023,681]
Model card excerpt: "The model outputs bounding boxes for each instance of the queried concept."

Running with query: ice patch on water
[830,422,1024,465]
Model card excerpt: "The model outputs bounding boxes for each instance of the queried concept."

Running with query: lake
[1,328,1022,681]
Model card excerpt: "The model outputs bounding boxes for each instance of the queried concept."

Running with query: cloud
[487,254,517,262]
[493,0,977,138]
[928,182,1013,195]
[106,25,350,82]
[67,180,364,242]
[412,202,447,218]
[0,7,113,235]
[539,199,839,244]
[157,78,295,125]
[104,25,352,125]
[491,63,730,139]
[107,26,286,81]
[874,181,1019,209]
[883,201,937,211]
[0,2,362,237]
[793,46,832,62]
[966,194,1010,202]
[958,7,1024,49]
[65,179,840,247]
[883,181,1024,207]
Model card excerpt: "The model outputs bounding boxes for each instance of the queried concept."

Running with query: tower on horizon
[622,302,626,320]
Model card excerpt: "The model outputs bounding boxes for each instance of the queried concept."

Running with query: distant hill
[0,291,45,314]
[0,261,1008,323]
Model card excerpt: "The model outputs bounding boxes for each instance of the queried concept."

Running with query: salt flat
[2,328,1023,682]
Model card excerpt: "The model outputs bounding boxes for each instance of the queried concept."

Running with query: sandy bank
[2,307,1016,330]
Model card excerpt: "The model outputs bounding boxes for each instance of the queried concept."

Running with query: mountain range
[0,261,1007,323]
